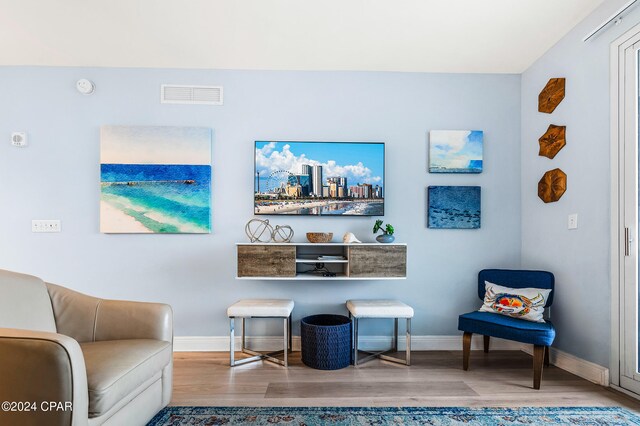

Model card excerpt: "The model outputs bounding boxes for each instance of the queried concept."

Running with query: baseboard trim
[173,334,523,352]
[521,346,610,386]
[610,384,640,401]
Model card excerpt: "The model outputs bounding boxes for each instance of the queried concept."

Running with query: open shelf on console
[295,258,349,263]
[236,243,407,280]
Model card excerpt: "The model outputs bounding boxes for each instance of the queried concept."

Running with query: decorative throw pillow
[479,281,552,323]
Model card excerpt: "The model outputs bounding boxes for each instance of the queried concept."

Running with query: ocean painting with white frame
[100,126,212,233]
[429,130,483,173]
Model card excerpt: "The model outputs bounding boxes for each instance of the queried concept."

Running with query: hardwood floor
[171,350,640,410]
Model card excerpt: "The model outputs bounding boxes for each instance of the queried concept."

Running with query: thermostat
[11,132,27,147]
[76,79,95,95]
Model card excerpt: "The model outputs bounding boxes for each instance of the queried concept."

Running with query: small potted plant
[373,219,395,243]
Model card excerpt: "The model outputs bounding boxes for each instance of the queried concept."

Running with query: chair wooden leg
[462,332,472,371]
[533,345,545,390]
[483,335,490,353]
[544,346,550,367]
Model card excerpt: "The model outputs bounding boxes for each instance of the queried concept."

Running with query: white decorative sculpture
[245,219,294,243]
[343,232,362,243]
[245,219,274,243]
[272,225,294,243]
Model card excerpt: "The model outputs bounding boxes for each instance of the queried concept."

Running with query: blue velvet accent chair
[458,269,555,390]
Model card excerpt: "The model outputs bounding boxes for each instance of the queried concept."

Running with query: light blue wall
[2,2,633,365]
[521,1,640,367]
[0,67,521,337]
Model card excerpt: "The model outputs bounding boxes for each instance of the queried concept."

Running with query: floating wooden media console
[236,243,407,280]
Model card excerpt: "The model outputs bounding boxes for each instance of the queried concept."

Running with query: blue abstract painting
[100,126,212,233]
[429,130,483,173]
[428,186,481,229]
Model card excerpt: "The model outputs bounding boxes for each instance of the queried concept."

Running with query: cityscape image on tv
[255,141,384,216]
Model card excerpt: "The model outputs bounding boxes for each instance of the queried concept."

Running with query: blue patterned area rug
[147,406,640,425]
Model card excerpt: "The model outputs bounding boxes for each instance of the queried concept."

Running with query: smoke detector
[76,79,95,95]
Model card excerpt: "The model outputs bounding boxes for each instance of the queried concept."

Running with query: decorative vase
[376,233,395,243]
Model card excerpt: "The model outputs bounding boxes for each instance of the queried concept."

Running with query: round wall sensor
[76,79,95,95]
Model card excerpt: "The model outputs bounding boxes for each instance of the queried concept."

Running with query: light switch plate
[568,214,578,230]
[32,220,61,233]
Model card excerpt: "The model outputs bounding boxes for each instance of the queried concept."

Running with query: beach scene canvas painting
[429,130,483,173]
[428,186,481,229]
[100,126,212,233]
[255,141,384,215]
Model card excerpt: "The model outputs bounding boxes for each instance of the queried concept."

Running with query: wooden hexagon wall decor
[538,168,567,203]
[538,124,566,159]
[538,78,565,113]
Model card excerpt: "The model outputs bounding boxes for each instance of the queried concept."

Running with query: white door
[617,31,640,395]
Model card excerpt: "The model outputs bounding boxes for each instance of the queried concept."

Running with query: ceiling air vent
[160,85,223,105]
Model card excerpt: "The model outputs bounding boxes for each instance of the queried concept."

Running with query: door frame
[611,21,640,392]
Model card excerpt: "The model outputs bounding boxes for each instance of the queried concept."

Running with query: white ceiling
[0,0,604,73]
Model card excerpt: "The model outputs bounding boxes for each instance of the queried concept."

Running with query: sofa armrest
[0,328,88,426]
[94,300,173,343]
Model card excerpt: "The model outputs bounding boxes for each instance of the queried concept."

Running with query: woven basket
[300,314,352,370]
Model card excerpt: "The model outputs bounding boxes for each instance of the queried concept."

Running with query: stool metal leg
[349,312,355,365]
[394,318,399,352]
[288,315,292,351]
[406,318,411,366]
[353,317,359,366]
[283,317,289,367]
[230,316,290,367]
[357,316,412,367]
[230,317,235,367]
[241,317,246,351]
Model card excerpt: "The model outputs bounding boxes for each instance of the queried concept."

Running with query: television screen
[255,141,385,216]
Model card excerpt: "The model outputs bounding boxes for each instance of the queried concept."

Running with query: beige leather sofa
[0,269,173,426]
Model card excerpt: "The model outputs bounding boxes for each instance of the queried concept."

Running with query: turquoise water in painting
[101,164,211,233]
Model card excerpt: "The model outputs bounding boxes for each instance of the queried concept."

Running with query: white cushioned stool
[346,299,413,366]
[227,299,294,367]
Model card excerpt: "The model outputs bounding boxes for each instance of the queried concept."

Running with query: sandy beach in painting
[100,126,212,234]
[100,201,152,233]
[255,199,383,215]
[255,200,336,214]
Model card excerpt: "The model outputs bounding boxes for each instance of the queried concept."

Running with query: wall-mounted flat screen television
[255,141,385,216]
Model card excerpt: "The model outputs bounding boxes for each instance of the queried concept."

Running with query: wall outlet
[11,132,27,147]
[568,214,578,230]
[32,220,61,233]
